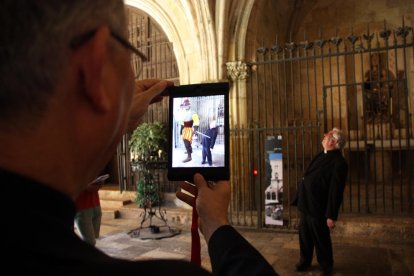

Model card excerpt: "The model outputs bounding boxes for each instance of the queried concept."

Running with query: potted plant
[129,122,168,208]
[135,169,159,208]
[129,122,168,161]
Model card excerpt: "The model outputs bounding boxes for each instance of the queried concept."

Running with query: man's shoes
[183,153,192,163]
[321,266,333,276]
[182,157,192,162]
[295,262,310,272]
[201,161,206,164]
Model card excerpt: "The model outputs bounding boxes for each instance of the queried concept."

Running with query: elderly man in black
[294,128,348,275]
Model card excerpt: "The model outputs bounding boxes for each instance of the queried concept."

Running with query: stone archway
[125,0,219,84]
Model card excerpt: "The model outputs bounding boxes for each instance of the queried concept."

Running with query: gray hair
[0,0,125,130]
[332,127,347,149]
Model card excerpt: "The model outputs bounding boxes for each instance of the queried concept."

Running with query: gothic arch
[125,0,218,83]
[227,0,255,62]
[224,0,256,127]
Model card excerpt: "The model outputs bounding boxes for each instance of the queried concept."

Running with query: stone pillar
[226,61,249,127]
[226,61,250,212]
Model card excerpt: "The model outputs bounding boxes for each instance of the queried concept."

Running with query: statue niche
[363,53,395,124]
[362,53,408,140]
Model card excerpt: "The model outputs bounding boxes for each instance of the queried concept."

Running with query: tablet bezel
[167,82,230,182]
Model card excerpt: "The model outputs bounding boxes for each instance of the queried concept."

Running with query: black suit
[295,150,348,269]
[201,126,218,165]
[2,168,277,275]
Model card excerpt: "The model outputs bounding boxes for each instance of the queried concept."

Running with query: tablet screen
[167,82,230,181]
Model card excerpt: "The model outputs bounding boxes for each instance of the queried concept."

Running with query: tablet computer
[167,82,230,182]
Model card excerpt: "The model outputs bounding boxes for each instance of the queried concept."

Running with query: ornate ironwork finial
[314,39,326,48]
[271,44,283,53]
[395,26,412,38]
[363,33,374,42]
[379,29,391,40]
[330,37,343,47]
[346,34,359,45]
[257,47,269,54]
[380,19,391,40]
[299,40,314,50]
[285,42,297,52]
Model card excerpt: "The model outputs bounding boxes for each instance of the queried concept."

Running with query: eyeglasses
[70,28,147,78]
[324,131,338,141]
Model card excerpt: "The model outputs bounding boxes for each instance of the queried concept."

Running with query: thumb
[193,173,208,192]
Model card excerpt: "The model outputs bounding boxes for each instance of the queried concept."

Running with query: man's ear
[75,26,112,112]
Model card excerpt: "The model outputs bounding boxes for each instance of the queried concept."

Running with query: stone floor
[95,216,414,275]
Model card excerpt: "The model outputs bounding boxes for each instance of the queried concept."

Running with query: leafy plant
[135,170,159,208]
[129,122,167,161]
[129,122,167,208]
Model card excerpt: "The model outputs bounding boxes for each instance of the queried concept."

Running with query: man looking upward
[294,128,348,275]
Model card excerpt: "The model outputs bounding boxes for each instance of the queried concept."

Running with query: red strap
[191,207,201,266]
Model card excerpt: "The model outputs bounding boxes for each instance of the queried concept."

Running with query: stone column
[226,61,251,214]
[226,61,249,128]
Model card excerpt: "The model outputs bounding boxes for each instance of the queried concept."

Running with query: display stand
[128,160,181,239]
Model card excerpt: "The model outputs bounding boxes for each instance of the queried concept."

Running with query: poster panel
[264,135,283,226]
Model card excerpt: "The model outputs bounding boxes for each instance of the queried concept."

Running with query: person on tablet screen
[201,120,218,166]
[176,98,200,162]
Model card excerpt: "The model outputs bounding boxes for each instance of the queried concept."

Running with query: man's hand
[327,218,336,229]
[176,173,230,243]
[127,79,174,132]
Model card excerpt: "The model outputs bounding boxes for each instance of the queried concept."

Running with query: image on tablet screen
[171,95,225,168]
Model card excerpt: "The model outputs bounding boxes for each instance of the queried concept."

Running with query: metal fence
[117,9,179,193]
[229,20,413,230]
[120,10,413,230]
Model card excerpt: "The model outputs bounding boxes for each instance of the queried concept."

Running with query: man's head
[322,128,347,151]
[0,0,128,131]
[181,98,191,111]
[0,0,140,196]
[210,120,217,129]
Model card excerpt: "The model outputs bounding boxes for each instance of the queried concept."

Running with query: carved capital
[226,61,249,81]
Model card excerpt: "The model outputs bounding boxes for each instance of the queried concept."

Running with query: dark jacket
[201,127,218,149]
[2,168,277,275]
[295,150,348,220]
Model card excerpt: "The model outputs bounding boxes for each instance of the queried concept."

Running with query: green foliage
[135,170,159,208]
[129,122,167,161]
[129,122,167,208]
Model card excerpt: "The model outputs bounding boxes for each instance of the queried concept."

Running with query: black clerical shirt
[296,150,348,220]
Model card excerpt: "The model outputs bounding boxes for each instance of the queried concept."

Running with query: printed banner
[264,135,283,226]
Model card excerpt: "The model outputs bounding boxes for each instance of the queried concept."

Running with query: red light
[253,169,258,176]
